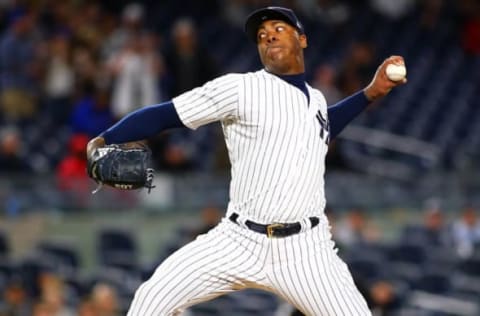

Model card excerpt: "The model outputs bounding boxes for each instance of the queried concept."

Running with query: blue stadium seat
[387,243,427,265]
[97,228,138,270]
[456,257,480,277]
[346,257,384,281]
[189,303,222,316]
[449,273,480,298]
[0,257,15,291]
[389,262,423,286]
[413,272,451,295]
[0,231,9,257]
[37,240,80,273]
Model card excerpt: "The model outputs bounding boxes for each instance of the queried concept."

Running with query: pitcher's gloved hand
[87,142,155,193]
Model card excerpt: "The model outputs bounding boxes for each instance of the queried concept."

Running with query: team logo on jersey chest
[315,110,330,145]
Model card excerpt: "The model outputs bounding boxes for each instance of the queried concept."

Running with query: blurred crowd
[285,202,480,315]
[0,0,479,181]
[1,271,120,316]
[0,0,223,181]
[2,201,478,315]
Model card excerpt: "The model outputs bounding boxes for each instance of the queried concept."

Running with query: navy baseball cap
[245,6,305,43]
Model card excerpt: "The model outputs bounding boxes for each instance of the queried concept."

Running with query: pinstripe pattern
[127,218,370,315]
[127,70,371,315]
[174,70,328,223]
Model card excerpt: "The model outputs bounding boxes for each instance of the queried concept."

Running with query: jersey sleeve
[172,73,240,130]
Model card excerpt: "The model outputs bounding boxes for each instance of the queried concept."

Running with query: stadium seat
[389,262,423,286]
[37,240,80,273]
[0,257,14,290]
[456,256,480,277]
[96,228,138,270]
[203,292,240,312]
[405,290,480,316]
[0,231,9,257]
[413,272,451,295]
[346,257,383,281]
[449,273,480,298]
[189,303,222,316]
[387,243,427,265]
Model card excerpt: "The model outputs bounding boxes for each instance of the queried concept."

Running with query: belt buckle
[266,223,284,238]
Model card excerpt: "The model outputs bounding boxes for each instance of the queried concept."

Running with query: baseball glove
[87,142,155,193]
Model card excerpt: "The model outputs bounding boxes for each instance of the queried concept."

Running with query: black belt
[229,213,319,238]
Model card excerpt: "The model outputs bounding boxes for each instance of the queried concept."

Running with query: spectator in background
[165,17,218,97]
[56,133,89,192]
[0,276,32,316]
[76,299,96,316]
[0,126,28,173]
[400,199,453,248]
[107,32,163,120]
[452,206,480,258]
[369,0,414,21]
[101,2,146,61]
[37,272,75,316]
[460,4,480,55]
[363,279,401,316]
[221,0,255,29]
[90,283,120,316]
[418,0,444,31]
[312,63,342,104]
[43,34,75,124]
[72,45,100,93]
[337,40,377,97]
[421,208,453,247]
[0,8,41,123]
[334,208,381,248]
[296,0,351,27]
[70,82,114,138]
[70,2,103,54]
[32,302,56,316]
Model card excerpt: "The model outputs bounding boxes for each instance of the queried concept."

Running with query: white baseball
[385,64,407,81]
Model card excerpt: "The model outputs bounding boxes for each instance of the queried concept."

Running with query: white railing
[338,125,442,179]
[339,125,441,163]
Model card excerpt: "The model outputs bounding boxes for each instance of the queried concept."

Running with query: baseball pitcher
[87,6,406,316]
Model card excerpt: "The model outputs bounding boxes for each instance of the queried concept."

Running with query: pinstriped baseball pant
[127,217,371,316]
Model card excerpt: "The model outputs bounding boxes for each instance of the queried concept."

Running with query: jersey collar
[266,70,310,104]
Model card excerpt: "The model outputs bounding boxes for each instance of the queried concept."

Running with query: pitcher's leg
[268,234,371,316]
[127,221,266,316]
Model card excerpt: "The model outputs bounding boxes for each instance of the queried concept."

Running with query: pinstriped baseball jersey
[173,69,330,224]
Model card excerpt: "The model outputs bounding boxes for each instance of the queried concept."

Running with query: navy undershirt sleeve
[101,101,185,145]
[328,90,371,140]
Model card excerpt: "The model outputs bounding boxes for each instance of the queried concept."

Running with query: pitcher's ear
[300,34,307,48]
